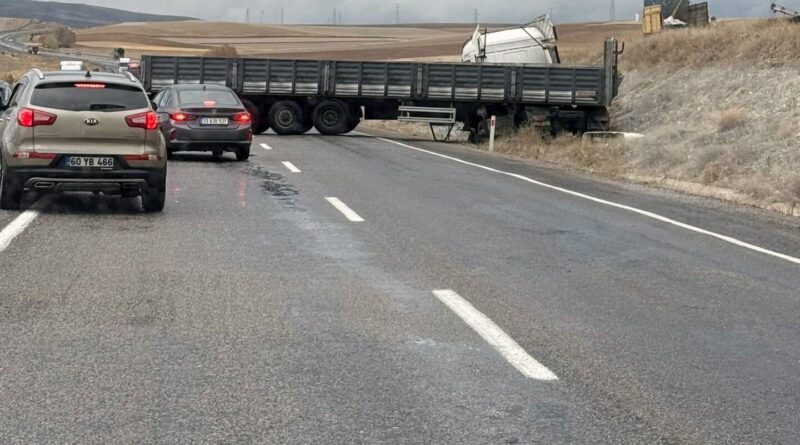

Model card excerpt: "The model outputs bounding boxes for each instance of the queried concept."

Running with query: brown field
[75,20,641,62]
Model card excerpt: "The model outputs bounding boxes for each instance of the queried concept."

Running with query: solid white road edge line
[325,197,365,222]
[353,132,800,266]
[0,210,39,252]
[432,289,558,381]
[259,143,273,150]
[282,161,301,173]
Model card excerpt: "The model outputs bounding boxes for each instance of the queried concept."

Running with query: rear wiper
[89,103,126,110]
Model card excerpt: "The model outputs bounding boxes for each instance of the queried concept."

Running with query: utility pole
[474,9,479,24]
[338,11,343,25]
[246,8,250,24]
[396,3,400,24]
[260,10,264,24]
[333,7,337,25]
[610,0,616,22]
[281,7,285,25]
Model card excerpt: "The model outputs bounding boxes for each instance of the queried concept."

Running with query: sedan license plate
[201,117,229,126]
[67,156,115,168]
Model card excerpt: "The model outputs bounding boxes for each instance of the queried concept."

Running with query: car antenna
[85,70,92,79]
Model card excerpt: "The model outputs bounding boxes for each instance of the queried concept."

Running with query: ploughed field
[74,20,641,63]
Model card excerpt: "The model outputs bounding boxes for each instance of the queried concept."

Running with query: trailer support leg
[429,123,455,142]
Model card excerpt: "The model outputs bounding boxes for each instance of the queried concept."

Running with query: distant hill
[0,0,194,28]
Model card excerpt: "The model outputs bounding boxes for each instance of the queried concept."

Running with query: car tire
[268,100,305,135]
[142,171,166,213]
[0,166,22,211]
[243,99,269,134]
[236,145,251,161]
[312,100,351,135]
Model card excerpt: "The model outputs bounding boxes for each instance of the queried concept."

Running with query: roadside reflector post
[489,115,496,152]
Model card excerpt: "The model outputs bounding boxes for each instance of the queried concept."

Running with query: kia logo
[84,117,99,126]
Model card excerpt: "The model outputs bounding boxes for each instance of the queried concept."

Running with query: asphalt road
[1,130,800,444]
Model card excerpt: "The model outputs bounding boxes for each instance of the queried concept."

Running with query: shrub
[55,28,76,48]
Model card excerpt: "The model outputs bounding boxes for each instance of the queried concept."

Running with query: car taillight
[18,108,57,127]
[123,154,161,161]
[126,111,159,131]
[232,112,251,123]
[12,151,56,159]
[170,112,197,122]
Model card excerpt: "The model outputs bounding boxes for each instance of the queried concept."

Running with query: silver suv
[0,69,167,211]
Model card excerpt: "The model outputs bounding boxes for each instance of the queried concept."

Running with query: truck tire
[347,105,363,132]
[0,166,21,210]
[347,118,361,132]
[242,99,269,135]
[312,100,351,135]
[268,100,306,135]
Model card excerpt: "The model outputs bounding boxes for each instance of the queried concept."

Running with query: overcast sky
[49,0,799,24]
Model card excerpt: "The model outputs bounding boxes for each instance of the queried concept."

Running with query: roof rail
[30,69,45,80]
[123,70,137,82]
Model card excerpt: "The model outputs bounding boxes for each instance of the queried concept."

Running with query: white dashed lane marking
[432,289,558,381]
[325,197,365,222]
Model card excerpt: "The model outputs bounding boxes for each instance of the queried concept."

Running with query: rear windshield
[178,90,241,107]
[30,82,149,112]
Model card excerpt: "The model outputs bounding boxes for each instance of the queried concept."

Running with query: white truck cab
[462,15,560,65]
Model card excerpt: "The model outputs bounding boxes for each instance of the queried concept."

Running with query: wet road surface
[2,131,800,443]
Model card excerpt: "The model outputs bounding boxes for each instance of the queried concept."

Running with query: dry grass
[596,18,800,216]
[622,19,800,71]
[717,108,748,132]
[0,53,59,82]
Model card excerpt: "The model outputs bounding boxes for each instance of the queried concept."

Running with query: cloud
[48,0,800,24]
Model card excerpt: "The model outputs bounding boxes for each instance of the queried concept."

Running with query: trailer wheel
[347,105,363,132]
[312,100,351,135]
[347,117,361,132]
[268,100,306,135]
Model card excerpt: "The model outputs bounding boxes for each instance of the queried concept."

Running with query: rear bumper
[6,166,166,195]
[167,126,252,150]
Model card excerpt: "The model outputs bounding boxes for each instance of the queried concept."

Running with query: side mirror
[150,101,158,111]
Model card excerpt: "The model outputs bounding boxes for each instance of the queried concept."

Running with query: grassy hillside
[0,0,193,28]
[493,19,800,216]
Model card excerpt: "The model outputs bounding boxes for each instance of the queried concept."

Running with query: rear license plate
[66,156,115,168]
[200,118,229,126]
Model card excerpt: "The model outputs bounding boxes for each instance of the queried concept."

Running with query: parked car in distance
[0,70,167,211]
[153,84,252,161]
